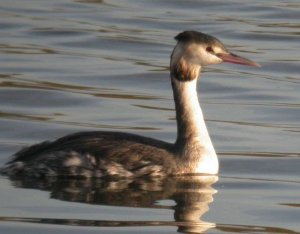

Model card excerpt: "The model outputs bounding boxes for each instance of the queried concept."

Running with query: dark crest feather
[174,31,226,50]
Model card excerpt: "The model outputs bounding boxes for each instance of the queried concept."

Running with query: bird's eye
[206,46,214,53]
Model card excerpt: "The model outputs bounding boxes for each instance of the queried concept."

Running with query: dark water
[0,0,299,233]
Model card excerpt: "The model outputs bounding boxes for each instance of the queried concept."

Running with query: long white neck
[171,73,218,174]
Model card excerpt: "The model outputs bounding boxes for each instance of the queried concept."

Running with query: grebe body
[1,31,259,178]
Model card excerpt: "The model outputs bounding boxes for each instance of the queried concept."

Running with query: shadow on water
[2,175,218,233]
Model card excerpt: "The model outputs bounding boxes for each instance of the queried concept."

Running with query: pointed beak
[217,52,261,67]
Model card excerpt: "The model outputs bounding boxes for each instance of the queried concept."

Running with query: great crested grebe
[1,31,260,178]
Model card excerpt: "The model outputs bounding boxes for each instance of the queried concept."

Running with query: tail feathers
[0,161,25,176]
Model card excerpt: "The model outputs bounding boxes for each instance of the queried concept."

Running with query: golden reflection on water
[3,175,298,233]
[5,175,218,233]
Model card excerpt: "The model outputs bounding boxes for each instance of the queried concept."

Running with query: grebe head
[171,31,260,81]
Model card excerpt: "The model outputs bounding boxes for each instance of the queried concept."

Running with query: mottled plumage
[2,132,177,178]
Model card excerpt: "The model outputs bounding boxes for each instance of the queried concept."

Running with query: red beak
[217,52,261,67]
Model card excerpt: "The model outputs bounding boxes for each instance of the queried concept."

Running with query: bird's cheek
[202,54,223,66]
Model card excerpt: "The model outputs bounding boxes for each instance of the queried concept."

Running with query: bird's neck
[171,65,218,174]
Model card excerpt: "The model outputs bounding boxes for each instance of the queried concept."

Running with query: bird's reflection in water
[9,175,218,233]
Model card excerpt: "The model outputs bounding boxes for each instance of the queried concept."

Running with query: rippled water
[0,0,299,233]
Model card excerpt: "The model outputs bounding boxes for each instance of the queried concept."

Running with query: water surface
[0,0,299,233]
